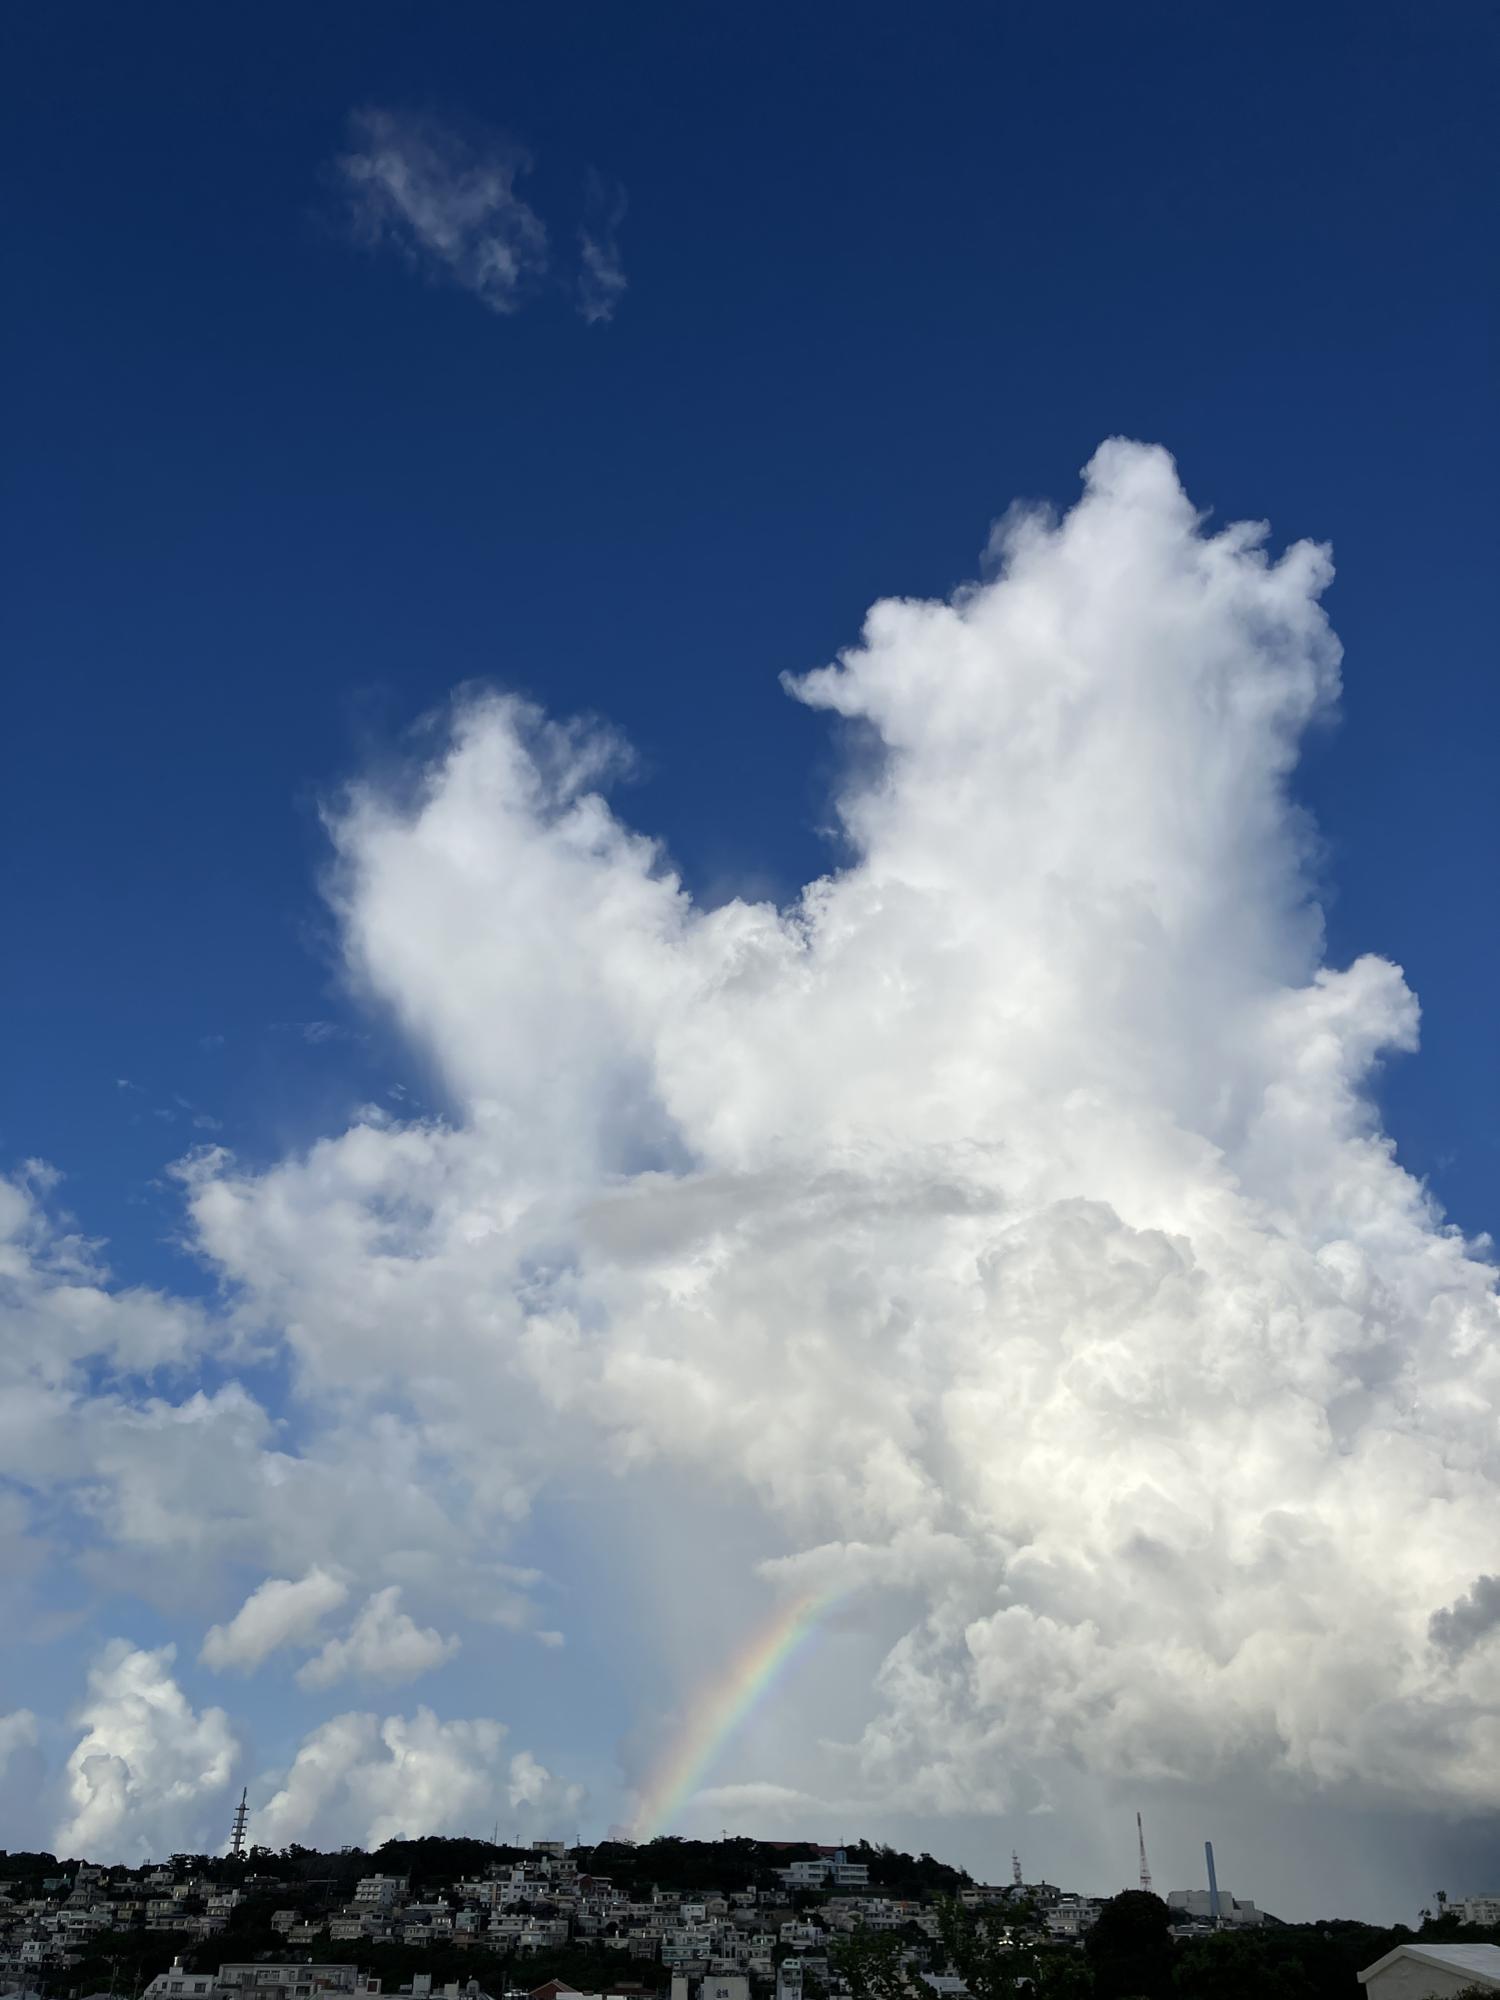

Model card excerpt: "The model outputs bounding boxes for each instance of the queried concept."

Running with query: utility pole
[1136,1812,1152,1894]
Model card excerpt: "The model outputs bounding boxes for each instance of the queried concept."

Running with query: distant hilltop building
[1166,1887,1263,1927]
[1044,1894,1103,1939]
[1456,1896,1500,1926]
[777,1851,869,1892]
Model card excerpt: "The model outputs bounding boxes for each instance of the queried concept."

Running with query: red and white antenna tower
[1011,1850,1023,1889]
[1136,1812,1152,1894]
[229,1787,249,1859]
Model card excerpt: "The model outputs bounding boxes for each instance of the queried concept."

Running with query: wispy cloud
[331,109,628,326]
[268,1018,361,1049]
[271,1018,347,1046]
[335,108,549,317]
[577,172,628,324]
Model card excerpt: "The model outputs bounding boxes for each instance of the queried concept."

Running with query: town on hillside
[2,1835,1499,2000]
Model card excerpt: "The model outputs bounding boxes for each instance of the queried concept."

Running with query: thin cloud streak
[331,110,629,326]
[577,173,628,324]
[335,108,549,317]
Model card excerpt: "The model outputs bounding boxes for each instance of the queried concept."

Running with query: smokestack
[1205,1840,1220,1926]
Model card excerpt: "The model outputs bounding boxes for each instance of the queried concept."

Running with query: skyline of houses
[0,1832,1279,2000]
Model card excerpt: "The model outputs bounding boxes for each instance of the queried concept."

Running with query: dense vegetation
[836,1886,1498,2000]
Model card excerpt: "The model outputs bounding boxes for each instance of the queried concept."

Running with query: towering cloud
[57,1644,238,1857]
[184,441,1498,1823]
[8,442,1498,1872]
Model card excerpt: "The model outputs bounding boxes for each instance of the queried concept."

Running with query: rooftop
[1359,1941,1500,1989]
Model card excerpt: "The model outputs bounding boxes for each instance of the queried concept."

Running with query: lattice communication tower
[229,1787,249,1859]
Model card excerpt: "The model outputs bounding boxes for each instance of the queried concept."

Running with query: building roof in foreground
[1359,1941,1500,1987]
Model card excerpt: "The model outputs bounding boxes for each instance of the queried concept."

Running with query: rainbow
[633,1589,835,1840]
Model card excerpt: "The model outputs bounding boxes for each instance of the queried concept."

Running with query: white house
[142,1960,215,2000]
[670,1975,749,2000]
[779,1855,870,1894]
[1358,1942,1500,1997]
[1045,1896,1101,1940]
[355,1877,409,1909]
[698,1979,749,2000]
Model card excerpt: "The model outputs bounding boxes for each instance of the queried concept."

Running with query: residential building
[1358,1942,1500,1996]
[213,1965,380,2000]
[142,1962,215,2000]
[670,1977,748,2000]
[357,1878,411,1910]
[778,1924,823,1949]
[1044,1896,1101,1940]
[394,1980,493,2000]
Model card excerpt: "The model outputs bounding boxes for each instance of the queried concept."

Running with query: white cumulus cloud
[201,1568,350,1673]
[256,1706,581,1850]
[182,439,1499,1830]
[296,1586,459,1690]
[56,1642,238,1858]
[0,1164,208,1389]
[6,441,1498,1899]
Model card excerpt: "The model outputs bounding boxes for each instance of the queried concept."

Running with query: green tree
[1172,1929,1315,2000]
[1031,1953,1096,1999]
[935,1896,1041,2000]
[833,1926,918,2000]
[1084,1892,1174,2000]
[837,1902,1090,2000]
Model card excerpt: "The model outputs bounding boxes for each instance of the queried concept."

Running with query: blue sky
[1,0,1496,1918]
